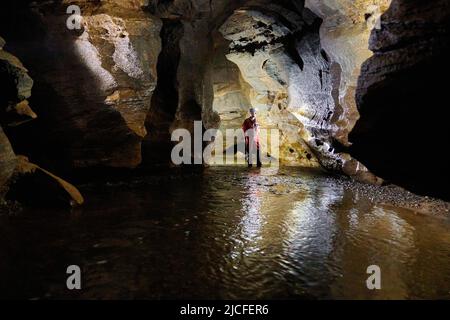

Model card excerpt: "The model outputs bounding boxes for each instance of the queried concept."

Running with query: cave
[1,0,450,300]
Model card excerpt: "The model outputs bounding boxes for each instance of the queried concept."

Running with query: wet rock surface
[0,44,33,112]
[305,0,392,146]
[0,36,33,198]
[331,175,450,217]
[0,34,36,131]
[1,1,161,169]
[7,156,84,207]
[351,0,450,200]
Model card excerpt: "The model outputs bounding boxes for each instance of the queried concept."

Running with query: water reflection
[239,173,264,248]
[0,167,449,299]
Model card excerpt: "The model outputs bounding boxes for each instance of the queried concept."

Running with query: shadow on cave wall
[0,1,140,176]
[350,0,450,200]
[142,19,182,165]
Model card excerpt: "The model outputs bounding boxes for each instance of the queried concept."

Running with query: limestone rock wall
[148,0,387,172]
[218,5,322,166]
[1,0,161,169]
[0,36,34,197]
[0,36,35,127]
[0,127,16,195]
[210,40,250,128]
[1,35,84,206]
[351,0,450,199]
[305,0,392,145]
[147,0,247,164]
[2,0,448,199]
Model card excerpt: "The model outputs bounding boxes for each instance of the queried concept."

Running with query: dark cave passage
[143,19,183,165]
[350,0,450,201]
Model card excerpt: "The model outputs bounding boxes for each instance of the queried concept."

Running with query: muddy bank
[331,176,450,217]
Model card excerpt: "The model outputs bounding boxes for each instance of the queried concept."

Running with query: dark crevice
[320,49,330,62]
[319,70,323,89]
[142,19,183,165]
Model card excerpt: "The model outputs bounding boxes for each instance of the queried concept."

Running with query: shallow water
[1,167,450,299]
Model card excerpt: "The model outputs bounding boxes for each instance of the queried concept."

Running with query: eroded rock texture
[1,0,448,200]
[218,5,321,166]
[215,1,384,172]
[0,127,16,196]
[0,36,33,197]
[143,19,182,164]
[8,155,84,207]
[1,0,161,169]
[0,36,35,127]
[2,0,370,171]
[1,35,83,206]
[1,0,387,174]
[147,0,339,166]
[351,0,450,200]
[146,0,240,164]
[305,0,392,145]
[144,0,395,179]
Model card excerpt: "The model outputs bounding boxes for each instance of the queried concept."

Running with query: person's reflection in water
[242,108,262,168]
[228,172,265,263]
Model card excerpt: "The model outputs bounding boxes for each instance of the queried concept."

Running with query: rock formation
[305,0,392,145]
[0,34,34,198]
[1,0,161,169]
[1,0,448,202]
[0,34,35,128]
[3,0,386,171]
[8,155,84,206]
[0,127,16,196]
[1,35,83,207]
[217,5,322,166]
[351,0,450,200]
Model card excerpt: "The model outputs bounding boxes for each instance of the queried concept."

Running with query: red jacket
[242,117,260,144]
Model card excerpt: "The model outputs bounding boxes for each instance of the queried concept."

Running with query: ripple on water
[1,167,450,299]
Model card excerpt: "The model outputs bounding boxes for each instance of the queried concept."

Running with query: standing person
[242,108,262,167]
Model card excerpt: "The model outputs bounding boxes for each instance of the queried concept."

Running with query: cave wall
[143,19,183,164]
[0,0,386,173]
[305,0,392,145]
[0,35,34,196]
[147,0,263,164]
[0,127,16,195]
[351,0,450,200]
[215,1,381,175]
[210,39,251,129]
[1,35,83,206]
[218,5,323,166]
[1,0,448,200]
[1,0,161,170]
